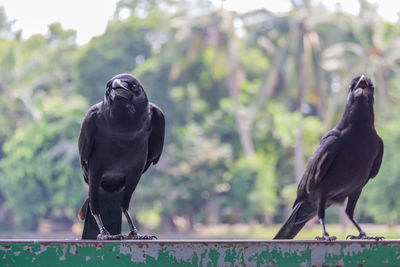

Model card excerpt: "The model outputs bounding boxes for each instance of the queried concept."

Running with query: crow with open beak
[274,75,384,240]
[78,73,165,240]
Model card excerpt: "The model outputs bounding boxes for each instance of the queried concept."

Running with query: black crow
[274,75,383,240]
[78,73,165,240]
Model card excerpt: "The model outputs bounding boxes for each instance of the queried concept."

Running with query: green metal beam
[1,239,399,266]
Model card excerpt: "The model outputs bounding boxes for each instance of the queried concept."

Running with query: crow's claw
[346,233,384,241]
[123,231,157,240]
[97,233,124,240]
[316,235,337,241]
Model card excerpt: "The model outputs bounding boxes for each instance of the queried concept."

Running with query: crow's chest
[93,125,150,167]
[340,130,377,168]
[100,127,148,148]
[326,130,378,197]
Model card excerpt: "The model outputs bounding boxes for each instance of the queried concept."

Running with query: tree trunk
[294,114,304,183]
[188,211,196,230]
[227,33,255,156]
[161,211,177,232]
[295,26,307,183]
[262,213,273,225]
[205,196,220,225]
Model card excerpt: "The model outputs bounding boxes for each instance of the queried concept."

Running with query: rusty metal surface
[1,239,400,266]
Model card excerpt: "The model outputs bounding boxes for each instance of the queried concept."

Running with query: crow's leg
[121,182,157,240]
[345,191,383,241]
[122,209,157,240]
[91,214,123,240]
[89,177,122,240]
[315,194,336,241]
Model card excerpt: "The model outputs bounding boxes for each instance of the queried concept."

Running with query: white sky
[0,0,119,44]
[0,0,399,45]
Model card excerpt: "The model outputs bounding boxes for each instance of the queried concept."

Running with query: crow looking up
[78,73,165,240]
[274,75,383,240]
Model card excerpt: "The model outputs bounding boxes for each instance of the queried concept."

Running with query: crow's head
[105,73,147,104]
[347,75,375,106]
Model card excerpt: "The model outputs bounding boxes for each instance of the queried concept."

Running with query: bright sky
[0,0,399,45]
[0,0,119,44]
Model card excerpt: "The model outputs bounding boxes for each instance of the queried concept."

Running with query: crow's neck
[105,102,148,128]
[337,101,375,130]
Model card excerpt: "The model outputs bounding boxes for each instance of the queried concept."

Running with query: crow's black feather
[78,74,165,240]
[274,76,384,240]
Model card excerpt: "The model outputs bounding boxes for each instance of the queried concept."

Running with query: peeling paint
[342,243,365,256]
[34,244,49,256]
[1,240,400,266]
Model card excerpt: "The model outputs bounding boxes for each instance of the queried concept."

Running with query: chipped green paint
[1,239,400,266]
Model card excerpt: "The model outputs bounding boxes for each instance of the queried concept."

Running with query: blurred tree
[75,11,165,103]
[227,154,277,224]
[0,96,87,230]
[136,122,232,229]
[321,0,400,115]
[0,22,81,230]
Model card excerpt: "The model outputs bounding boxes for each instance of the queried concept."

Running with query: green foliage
[241,48,270,78]
[75,12,165,103]
[358,117,400,224]
[136,123,233,226]
[228,154,278,221]
[0,96,87,229]
[303,116,325,156]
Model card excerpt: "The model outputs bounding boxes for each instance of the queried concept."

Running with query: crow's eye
[132,84,142,95]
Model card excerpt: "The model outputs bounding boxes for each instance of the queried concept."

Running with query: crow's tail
[78,197,89,221]
[273,201,316,239]
[79,192,122,240]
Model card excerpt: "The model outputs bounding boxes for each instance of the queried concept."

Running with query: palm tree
[321,0,400,116]
[167,3,257,156]
[249,0,332,182]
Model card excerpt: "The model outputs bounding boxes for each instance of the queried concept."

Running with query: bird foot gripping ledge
[346,233,384,241]
[315,235,337,241]
[123,233,157,240]
[96,233,157,240]
[96,233,124,240]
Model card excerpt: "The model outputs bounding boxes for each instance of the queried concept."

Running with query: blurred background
[0,0,400,239]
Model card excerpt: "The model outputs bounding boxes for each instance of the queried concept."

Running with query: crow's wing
[294,130,341,205]
[78,104,99,184]
[368,136,383,179]
[142,103,165,174]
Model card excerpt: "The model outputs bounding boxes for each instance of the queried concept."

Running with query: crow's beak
[112,79,128,90]
[353,75,370,98]
[110,79,131,100]
[354,75,366,90]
